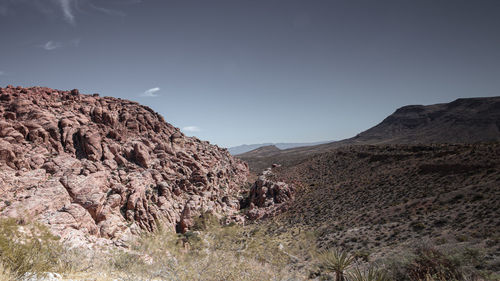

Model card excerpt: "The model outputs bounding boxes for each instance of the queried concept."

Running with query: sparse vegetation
[383,244,499,281]
[317,248,355,281]
[264,143,499,278]
[107,215,312,280]
[0,214,499,280]
[0,218,68,279]
[348,265,389,281]
[0,262,14,281]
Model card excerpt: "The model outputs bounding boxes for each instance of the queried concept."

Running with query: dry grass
[0,262,14,281]
[1,215,499,280]
[106,215,310,280]
[0,218,69,278]
[381,244,500,281]
[0,214,312,280]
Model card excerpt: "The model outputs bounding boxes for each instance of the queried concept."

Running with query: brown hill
[353,96,500,144]
[241,144,281,156]
[238,96,500,173]
[270,143,500,270]
[0,86,248,246]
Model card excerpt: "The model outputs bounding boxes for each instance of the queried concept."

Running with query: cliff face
[0,86,248,246]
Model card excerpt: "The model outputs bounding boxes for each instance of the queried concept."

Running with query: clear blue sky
[1,0,499,147]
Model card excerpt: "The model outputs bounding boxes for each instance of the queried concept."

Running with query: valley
[0,87,498,280]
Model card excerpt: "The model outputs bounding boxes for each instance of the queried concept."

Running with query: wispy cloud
[89,3,126,17]
[39,39,80,50]
[141,87,160,97]
[56,0,75,25]
[182,126,201,133]
[1,0,142,24]
[41,40,62,50]
[0,71,5,76]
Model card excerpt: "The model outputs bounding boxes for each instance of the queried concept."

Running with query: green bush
[0,218,66,278]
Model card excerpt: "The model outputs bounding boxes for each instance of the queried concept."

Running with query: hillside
[0,86,249,246]
[234,96,500,277]
[238,96,500,173]
[353,97,500,144]
[270,143,500,272]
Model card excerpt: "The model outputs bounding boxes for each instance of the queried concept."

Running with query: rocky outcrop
[245,166,294,220]
[0,86,248,246]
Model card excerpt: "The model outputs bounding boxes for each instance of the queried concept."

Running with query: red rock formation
[0,86,248,246]
[246,167,294,220]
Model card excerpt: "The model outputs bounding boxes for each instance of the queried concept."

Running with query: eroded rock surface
[0,86,248,246]
[246,166,294,220]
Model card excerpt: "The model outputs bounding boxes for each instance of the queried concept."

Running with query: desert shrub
[455,234,469,242]
[410,221,426,232]
[353,250,371,262]
[0,262,14,281]
[385,245,480,281]
[0,218,67,278]
[191,211,220,231]
[406,246,462,280]
[348,265,390,281]
[317,248,355,281]
[383,244,496,281]
[110,251,146,271]
[207,224,290,267]
[108,218,309,280]
[456,248,485,269]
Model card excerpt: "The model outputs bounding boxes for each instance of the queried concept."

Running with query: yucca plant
[317,248,355,281]
[347,265,389,281]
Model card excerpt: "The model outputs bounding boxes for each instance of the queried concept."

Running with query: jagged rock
[132,142,150,168]
[0,86,249,246]
[246,167,294,220]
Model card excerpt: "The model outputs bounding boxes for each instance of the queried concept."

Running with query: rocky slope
[272,143,500,269]
[239,96,500,173]
[0,86,249,246]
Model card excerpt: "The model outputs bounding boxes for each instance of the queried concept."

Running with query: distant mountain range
[238,96,500,172]
[228,141,331,155]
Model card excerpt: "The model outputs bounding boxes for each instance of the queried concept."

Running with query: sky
[0,0,499,148]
